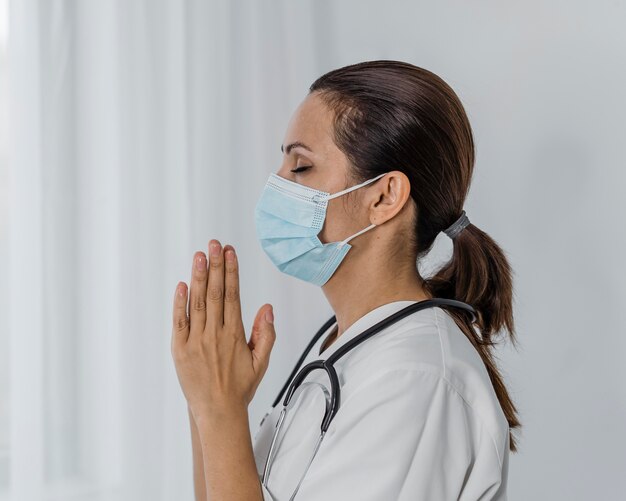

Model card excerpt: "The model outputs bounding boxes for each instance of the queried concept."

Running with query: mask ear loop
[325,172,388,200]
[338,223,377,247]
[328,172,387,247]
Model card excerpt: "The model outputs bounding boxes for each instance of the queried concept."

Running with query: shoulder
[339,306,510,469]
[322,366,507,499]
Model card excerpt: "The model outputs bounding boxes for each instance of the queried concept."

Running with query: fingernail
[265,308,274,324]
[196,254,205,270]
[210,242,221,257]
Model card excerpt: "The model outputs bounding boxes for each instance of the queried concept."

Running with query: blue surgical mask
[254,171,388,286]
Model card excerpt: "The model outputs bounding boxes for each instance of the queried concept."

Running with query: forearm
[195,405,263,501]
[189,406,208,501]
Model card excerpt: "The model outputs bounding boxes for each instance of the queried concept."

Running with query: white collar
[311,300,424,361]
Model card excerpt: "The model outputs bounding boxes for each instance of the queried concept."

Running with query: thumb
[249,304,276,376]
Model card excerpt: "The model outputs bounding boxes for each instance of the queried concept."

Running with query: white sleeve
[291,368,504,501]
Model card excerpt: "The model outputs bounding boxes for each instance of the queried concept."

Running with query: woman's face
[276,92,377,245]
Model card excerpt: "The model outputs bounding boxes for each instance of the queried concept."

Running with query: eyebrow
[281,141,313,155]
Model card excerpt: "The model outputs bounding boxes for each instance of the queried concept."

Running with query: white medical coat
[252,300,510,500]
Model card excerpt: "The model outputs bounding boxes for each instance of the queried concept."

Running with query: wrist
[192,401,248,427]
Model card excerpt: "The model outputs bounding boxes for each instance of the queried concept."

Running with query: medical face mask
[254,171,388,286]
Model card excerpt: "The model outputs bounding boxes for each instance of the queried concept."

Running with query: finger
[207,239,224,329]
[188,251,208,340]
[250,304,276,379]
[223,244,243,332]
[172,281,189,352]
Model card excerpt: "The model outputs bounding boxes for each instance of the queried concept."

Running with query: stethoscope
[260,298,477,500]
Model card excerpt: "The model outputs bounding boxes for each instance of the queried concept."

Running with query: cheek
[317,199,354,243]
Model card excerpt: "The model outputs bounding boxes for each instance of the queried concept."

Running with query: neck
[321,252,432,349]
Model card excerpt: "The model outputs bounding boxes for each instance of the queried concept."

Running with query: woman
[171,60,520,501]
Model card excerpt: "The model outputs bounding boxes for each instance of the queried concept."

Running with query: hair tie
[443,210,470,239]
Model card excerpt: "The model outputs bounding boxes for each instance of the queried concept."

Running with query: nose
[274,168,293,182]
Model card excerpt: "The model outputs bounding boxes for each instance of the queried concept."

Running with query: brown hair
[309,60,521,452]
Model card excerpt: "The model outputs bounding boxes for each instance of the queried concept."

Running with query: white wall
[319,1,626,499]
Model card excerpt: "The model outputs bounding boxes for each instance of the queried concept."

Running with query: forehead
[283,92,338,160]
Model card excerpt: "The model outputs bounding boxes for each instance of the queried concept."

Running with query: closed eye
[290,165,312,174]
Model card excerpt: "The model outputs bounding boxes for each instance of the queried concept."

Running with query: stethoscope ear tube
[272,316,337,408]
[283,360,341,433]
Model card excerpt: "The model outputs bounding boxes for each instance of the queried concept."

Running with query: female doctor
[170,60,521,501]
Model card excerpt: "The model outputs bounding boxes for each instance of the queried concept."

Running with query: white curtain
[6,1,333,499]
[3,1,626,500]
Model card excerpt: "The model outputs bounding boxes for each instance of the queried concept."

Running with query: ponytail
[425,221,521,452]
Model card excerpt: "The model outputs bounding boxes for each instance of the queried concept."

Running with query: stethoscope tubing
[272,298,476,432]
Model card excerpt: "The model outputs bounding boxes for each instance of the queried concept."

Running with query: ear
[369,170,412,224]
